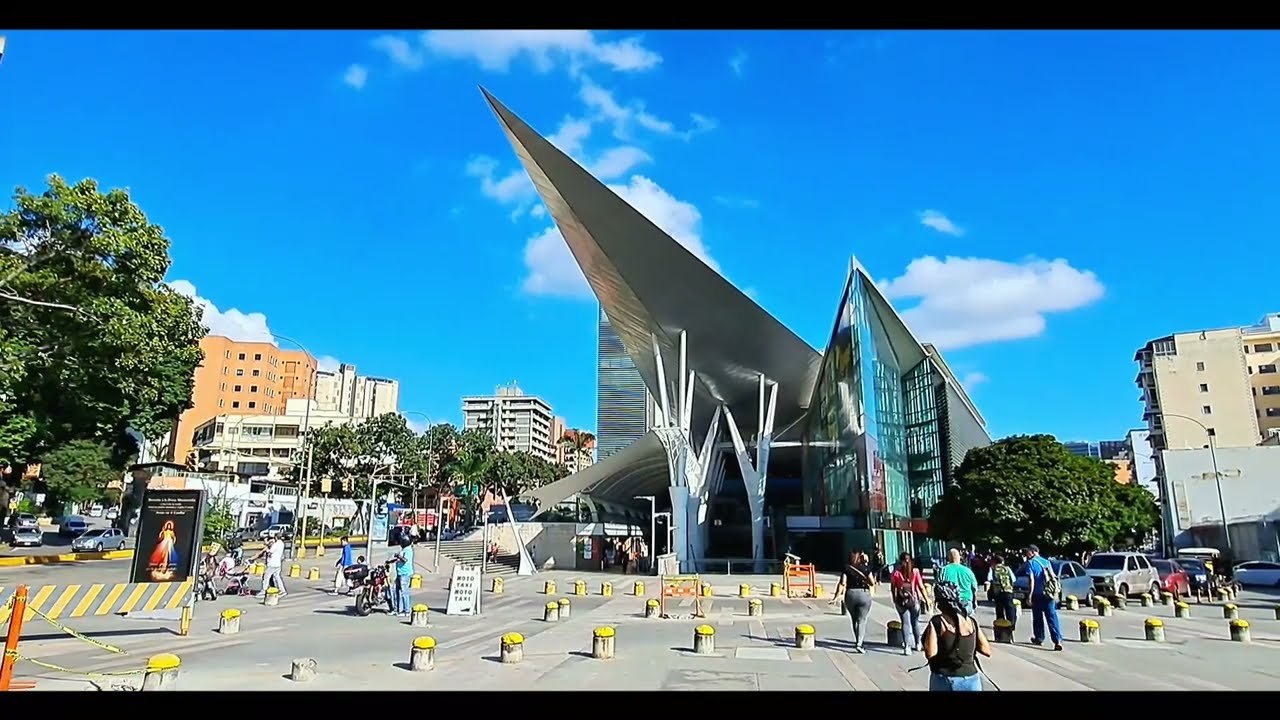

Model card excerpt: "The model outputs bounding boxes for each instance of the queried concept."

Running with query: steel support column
[723,374,777,573]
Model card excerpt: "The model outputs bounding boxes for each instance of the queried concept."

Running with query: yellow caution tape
[26,604,127,655]
[11,651,146,677]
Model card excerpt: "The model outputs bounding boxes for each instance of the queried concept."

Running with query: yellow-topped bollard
[1012,599,1022,614]
[1229,619,1251,643]
[592,626,616,659]
[992,618,1014,644]
[794,624,816,650]
[544,580,557,595]
[315,542,326,557]
[411,603,431,627]
[601,582,612,597]
[251,562,265,576]
[814,584,826,598]
[1175,601,1191,618]
[1064,595,1079,611]
[770,583,782,597]
[1161,591,1174,606]
[701,583,713,597]
[1140,593,1153,608]
[1144,618,1165,642]
[264,586,281,607]
[218,608,241,635]
[747,598,763,617]
[1079,619,1101,644]
[500,632,524,663]
[1223,603,1239,620]
[886,620,904,647]
[558,597,572,620]
[492,577,504,594]
[288,563,301,578]
[544,601,560,622]
[1095,598,1113,617]
[573,580,587,596]
[307,567,320,581]
[645,599,661,619]
[410,636,436,671]
[410,574,423,590]
[739,583,751,598]
[633,581,645,596]
[142,653,181,691]
[693,624,716,654]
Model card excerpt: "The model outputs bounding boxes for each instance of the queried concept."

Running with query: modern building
[1125,428,1158,497]
[166,336,317,467]
[462,383,558,463]
[314,363,399,419]
[1063,440,1127,460]
[189,398,354,478]
[478,89,991,572]
[597,307,659,460]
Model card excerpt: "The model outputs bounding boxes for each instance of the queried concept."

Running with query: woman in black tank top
[922,582,992,691]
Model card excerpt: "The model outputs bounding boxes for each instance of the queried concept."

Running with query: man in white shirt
[260,536,287,598]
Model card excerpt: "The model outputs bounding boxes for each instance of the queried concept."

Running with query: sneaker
[1029,638,1044,646]
[901,646,910,656]
[1053,643,1063,651]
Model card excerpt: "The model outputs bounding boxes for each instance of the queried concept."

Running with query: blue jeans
[395,575,412,614]
[1031,593,1062,643]
[896,603,923,649]
[929,673,983,692]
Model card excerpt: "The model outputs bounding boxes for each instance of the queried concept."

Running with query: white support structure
[722,374,777,573]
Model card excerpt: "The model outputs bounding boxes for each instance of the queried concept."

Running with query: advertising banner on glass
[864,433,887,513]
[130,488,206,584]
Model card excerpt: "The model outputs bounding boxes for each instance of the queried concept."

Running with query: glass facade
[596,308,654,460]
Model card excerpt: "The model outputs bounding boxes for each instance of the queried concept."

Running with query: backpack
[893,570,919,609]
[1040,559,1061,598]
[992,565,1014,593]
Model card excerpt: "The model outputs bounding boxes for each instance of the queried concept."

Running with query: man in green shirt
[937,548,979,615]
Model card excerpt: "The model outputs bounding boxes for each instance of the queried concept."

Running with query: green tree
[40,440,122,512]
[203,497,236,544]
[0,175,205,474]
[559,428,595,469]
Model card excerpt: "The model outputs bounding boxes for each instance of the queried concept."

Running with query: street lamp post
[273,334,316,561]
[1161,413,1232,554]
[635,495,656,576]
[400,411,444,572]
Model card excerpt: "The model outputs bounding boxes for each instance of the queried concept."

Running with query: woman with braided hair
[922,580,992,692]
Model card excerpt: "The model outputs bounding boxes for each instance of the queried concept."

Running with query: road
[1,517,133,557]
[4,564,1279,691]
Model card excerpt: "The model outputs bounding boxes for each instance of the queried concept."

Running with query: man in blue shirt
[393,538,415,617]
[1023,545,1064,651]
[332,536,355,596]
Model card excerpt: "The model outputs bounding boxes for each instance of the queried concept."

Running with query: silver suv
[1084,552,1161,599]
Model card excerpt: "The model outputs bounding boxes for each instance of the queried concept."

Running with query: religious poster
[129,488,205,584]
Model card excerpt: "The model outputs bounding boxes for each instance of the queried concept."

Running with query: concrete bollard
[795,624,816,650]
[601,582,612,597]
[1095,598,1112,617]
[645,599,660,618]
[307,567,320,581]
[316,543,325,557]
[558,598,572,620]
[409,636,436,671]
[288,564,301,578]
[886,620,904,647]
[633,581,645,596]
[296,546,308,559]
[251,562,264,576]
[701,583,713,598]
[1229,619,1251,643]
[573,580,587,597]
[1161,592,1174,606]
[1112,595,1127,610]
[747,598,763,617]
[410,574,422,590]
[264,586,281,607]
[218,609,241,635]
[770,583,782,597]
[290,658,318,682]
[1079,619,1101,644]
[814,584,826,599]
[1216,588,1230,602]
[544,601,560,622]
[1223,603,1239,620]
[492,577,504,594]
[1274,605,1280,620]
[992,619,1014,644]
[140,653,181,691]
[544,580,557,595]
[592,626,616,659]
[693,625,716,654]
[1175,602,1191,618]
[500,632,524,664]
[1140,593,1153,608]
[739,584,751,598]
[1064,596,1079,611]
[1144,618,1165,642]
[1012,599,1022,614]
[411,603,431,627]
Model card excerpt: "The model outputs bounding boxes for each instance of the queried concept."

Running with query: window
[249,385,258,393]
[247,401,257,409]
[222,367,228,375]
[235,369,244,377]
[1264,386,1280,396]
[224,350,231,359]
[1267,408,1280,418]
[254,353,262,361]
[1257,343,1274,353]
[233,385,242,392]
[1262,364,1278,374]
[1199,383,1209,392]
[232,401,241,409]
[218,399,225,408]
[237,353,246,361]
[252,369,260,377]
[1202,405,1212,415]
[1196,361,1205,371]
[219,382,226,391]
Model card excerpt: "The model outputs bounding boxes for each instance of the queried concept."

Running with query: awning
[526,431,673,513]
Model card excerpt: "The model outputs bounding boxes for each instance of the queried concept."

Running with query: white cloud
[317,356,341,373]
[168,280,274,343]
[589,146,652,180]
[465,155,535,205]
[372,35,425,70]
[342,64,368,90]
[729,50,748,77]
[919,209,964,237]
[878,256,1105,350]
[402,414,430,434]
[548,116,593,156]
[578,77,713,143]
[714,195,759,210]
[522,175,717,299]
[419,30,661,74]
[960,372,988,390]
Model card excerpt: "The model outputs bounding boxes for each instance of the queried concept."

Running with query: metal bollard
[290,658,317,682]
[992,619,1014,644]
[1229,619,1251,643]
[544,580,557,595]
[1064,596,1079,611]
[410,574,422,590]
[633,581,645,596]
[140,653,181,691]
[592,626,616,659]
[264,586,281,607]
[410,636,436,671]
[288,564,301,578]
[739,584,751,598]
[1079,619,1101,644]
[218,609,241,635]
[693,625,716,654]
[307,567,320,581]
[558,598,572,620]
[747,598,763,617]
[644,599,660,619]
[500,632,524,663]
[492,577,504,594]
[1223,603,1239,620]
[1144,618,1165,642]
[1096,599,1112,617]
[601,582,612,597]
[886,620,904,647]
[544,601,560,622]
[770,583,782,597]
[794,624,815,650]
[573,580,587,597]
[411,603,431,627]
[1175,602,1191,618]
[1140,593,1153,608]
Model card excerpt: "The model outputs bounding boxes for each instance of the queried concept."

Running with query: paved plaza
[3,559,1279,691]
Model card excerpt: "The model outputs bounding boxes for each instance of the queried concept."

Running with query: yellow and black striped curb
[0,580,193,623]
[0,549,135,568]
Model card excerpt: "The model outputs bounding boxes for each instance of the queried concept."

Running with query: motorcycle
[350,561,396,617]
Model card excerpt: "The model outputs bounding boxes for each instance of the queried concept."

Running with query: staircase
[434,540,520,576]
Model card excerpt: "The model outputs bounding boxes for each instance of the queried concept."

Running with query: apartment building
[1063,440,1127,460]
[1124,428,1159,497]
[167,336,317,467]
[462,383,557,463]
[551,417,596,473]
[189,398,354,477]
[314,363,400,419]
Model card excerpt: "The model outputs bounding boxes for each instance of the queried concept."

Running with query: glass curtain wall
[802,274,861,516]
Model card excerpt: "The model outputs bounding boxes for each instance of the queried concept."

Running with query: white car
[72,527,127,552]
[1233,561,1280,588]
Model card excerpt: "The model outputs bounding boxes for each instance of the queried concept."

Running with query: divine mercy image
[145,519,182,581]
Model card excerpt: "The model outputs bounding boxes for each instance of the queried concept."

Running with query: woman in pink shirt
[891,552,927,655]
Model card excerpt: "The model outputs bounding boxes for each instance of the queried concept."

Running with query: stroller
[220,564,254,597]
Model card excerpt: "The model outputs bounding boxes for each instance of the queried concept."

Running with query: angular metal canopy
[523,431,672,510]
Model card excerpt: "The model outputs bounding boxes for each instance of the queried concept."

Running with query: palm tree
[451,446,492,526]
[559,429,596,473]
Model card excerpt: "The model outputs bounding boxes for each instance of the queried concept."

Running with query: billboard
[130,488,206,584]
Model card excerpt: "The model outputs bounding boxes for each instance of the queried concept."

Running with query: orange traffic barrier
[783,560,816,598]
[659,575,705,618]
[0,585,32,691]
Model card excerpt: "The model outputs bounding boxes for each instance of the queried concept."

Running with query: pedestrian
[890,552,926,655]
[832,550,876,653]
[331,535,354,596]
[259,533,287,598]
[1022,545,1063,651]
[989,554,1017,632]
[922,581,992,692]
[937,548,979,615]
[392,536,415,617]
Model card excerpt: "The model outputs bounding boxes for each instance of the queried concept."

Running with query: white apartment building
[189,398,356,478]
[314,363,400,419]
[462,382,557,463]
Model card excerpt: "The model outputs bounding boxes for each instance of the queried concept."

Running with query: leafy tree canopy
[0,175,205,472]
[927,434,1160,556]
[40,440,122,510]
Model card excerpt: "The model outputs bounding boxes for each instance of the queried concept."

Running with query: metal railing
[689,558,787,576]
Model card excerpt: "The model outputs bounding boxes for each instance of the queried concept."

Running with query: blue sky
[3,30,1278,442]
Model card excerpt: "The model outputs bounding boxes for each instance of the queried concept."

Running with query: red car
[1151,558,1191,597]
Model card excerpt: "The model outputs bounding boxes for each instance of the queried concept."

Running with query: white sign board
[445,565,481,616]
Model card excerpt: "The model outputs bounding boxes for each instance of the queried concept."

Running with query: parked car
[258,524,293,541]
[1233,561,1280,587]
[1084,551,1162,598]
[1177,557,1211,590]
[1013,558,1096,607]
[8,513,38,530]
[1151,558,1192,597]
[7,526,43,547]
[72,527,127,552]
[58,516,90,538]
